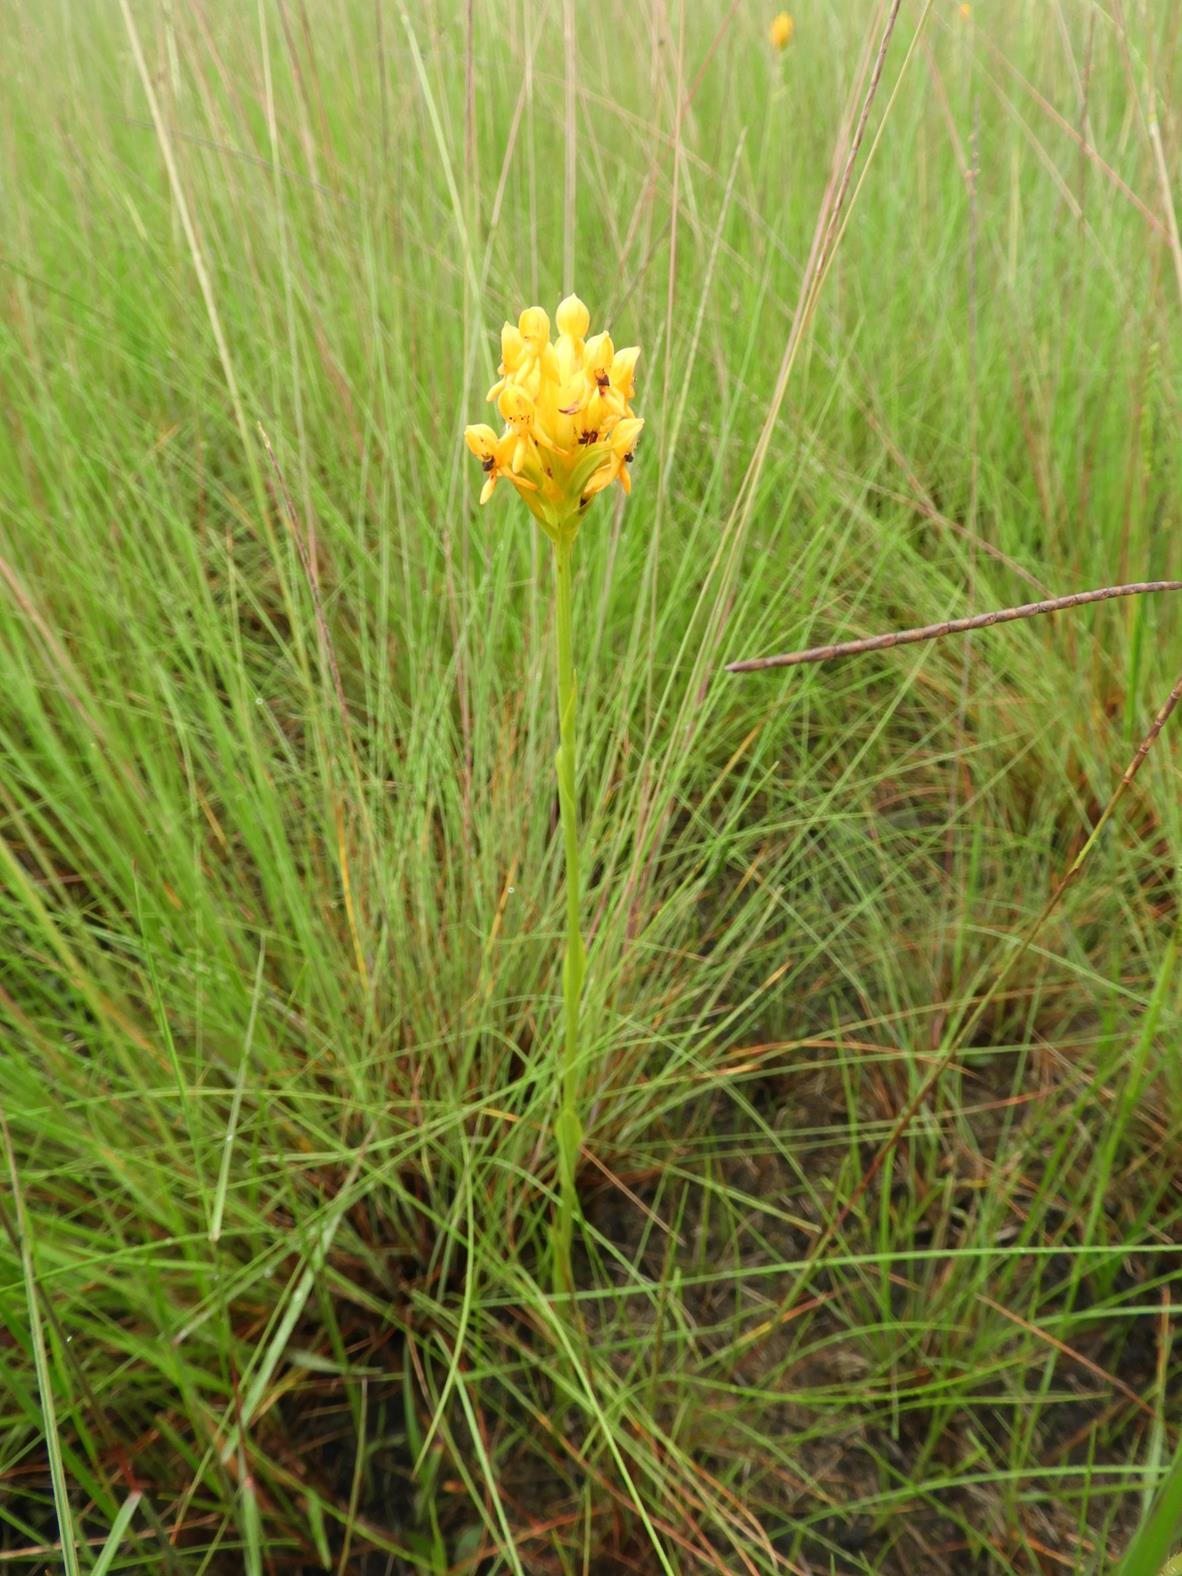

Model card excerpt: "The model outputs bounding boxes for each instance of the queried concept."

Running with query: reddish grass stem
[726,580,1182,673]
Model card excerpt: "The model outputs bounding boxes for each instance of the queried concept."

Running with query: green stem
[551,525,586,1298]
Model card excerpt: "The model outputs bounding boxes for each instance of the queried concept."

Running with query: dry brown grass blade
[257,422,350,733]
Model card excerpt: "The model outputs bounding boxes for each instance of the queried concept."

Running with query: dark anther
[481,455,496,472]
[578,430,598,445]
[595,372,610,390]
[624,451,634,463]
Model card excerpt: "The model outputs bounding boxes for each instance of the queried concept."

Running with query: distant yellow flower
[464,294,643,537]
[769,11,794,49]
[959,2,971,15]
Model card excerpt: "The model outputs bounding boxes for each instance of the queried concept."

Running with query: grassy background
[2,1,1181,1571]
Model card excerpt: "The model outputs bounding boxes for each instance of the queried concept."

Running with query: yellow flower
[464,293,643,536]
[485,322,526,403]
[582,417,644,500]
[555,292,590,381]
[769,11,794,49]
[959,2,971,15]
[464,422,536,505]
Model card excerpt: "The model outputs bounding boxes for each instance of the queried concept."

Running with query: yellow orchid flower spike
[461,293,643,1298]
[463,292,643,541]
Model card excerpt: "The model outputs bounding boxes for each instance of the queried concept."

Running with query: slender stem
[551,527,586,1297]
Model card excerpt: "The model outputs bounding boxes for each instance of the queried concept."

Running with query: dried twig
[726,580,1182,673]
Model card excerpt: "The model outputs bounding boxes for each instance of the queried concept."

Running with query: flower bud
[556,294,590,339]
[518,306,551,347]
